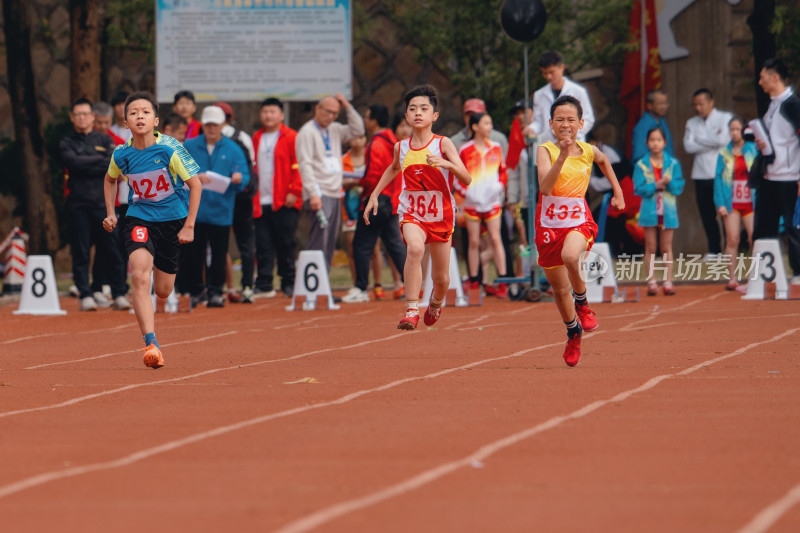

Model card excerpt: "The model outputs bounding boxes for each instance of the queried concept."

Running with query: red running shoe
[373,286,387,300]
[423,302,442,326]
[563,335,582,367]
[495,282,508,298]
[143,344,165,369]
[398,309,420,330]
[575,303,598,332]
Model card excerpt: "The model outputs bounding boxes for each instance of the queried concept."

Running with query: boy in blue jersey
[102,91,202,369]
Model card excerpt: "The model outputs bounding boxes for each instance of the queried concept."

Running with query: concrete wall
[660,0,758,253]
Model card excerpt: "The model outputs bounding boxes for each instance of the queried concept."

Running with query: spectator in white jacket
[524,51,595,146]
[296,94,364,270]
[683,88,732,259]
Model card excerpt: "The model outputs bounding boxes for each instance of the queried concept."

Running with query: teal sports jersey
[108,132,199,222]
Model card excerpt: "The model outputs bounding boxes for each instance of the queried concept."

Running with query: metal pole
[524,44,540,292]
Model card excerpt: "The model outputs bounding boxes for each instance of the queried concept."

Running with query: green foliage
[104,0,156,62]
[772,2,800,76]
[380,0,631,130]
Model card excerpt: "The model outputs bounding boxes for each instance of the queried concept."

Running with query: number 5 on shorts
[132,226,148,243]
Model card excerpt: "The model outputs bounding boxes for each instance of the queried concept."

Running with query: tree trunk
[70,0,102,102]
[2,0,59,254]
[748,0,777,117]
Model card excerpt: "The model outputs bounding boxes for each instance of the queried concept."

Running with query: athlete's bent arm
[102,173,118,232]
[592,145,625,211]
[178,176,202,244]
[364,144,401,224]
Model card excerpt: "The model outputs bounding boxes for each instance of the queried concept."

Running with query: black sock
[565,318,582,339]
[573,290,587,307]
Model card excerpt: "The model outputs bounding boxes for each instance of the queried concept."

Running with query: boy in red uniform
[536,96,624,366]
[365,85,471,329]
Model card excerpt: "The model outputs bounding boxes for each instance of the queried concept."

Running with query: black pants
[353,195,406,291]
[232,194,255,288]
[694,179,722,254]
[176,222,229,298]
[91,204,129,295]
[68,203,127,299]
[254,206,299,292]
[754,179,800,275]
[500,207,516,277]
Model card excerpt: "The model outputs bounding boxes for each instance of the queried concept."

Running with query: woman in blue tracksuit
[633,126,684,296]
[714,115,758,290]
[178,106,250,307]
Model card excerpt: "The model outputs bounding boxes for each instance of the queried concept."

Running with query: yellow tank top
[542,140,594,198]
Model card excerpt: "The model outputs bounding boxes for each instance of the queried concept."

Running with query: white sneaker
[80,296,98,311]
[111,295,132,310]
[93,291,112,307]
[69,284,80,297]
[790,275,800,286]
[342,288,370,303]
[252,288,277,299]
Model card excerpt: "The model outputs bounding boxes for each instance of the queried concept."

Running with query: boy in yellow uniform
[536,96,624,366]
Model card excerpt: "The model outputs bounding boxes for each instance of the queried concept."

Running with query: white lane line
[272,327,799,533]
[619,292,725,332]
[1,324,134,345]
[1,332,413,420]
[737,482,800,533]
[23,331,239,370]
[624,312,800,333]
[0,334,583,499]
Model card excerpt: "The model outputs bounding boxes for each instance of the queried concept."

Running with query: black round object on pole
[500,0,547,43]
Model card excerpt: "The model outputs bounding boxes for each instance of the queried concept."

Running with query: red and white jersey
[458,138,507,212]
[398,135,456,233]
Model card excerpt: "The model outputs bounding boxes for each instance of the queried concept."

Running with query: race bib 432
[540,195,586,229]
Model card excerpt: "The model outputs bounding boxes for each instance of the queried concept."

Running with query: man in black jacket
[60,98,130,311]
[755,58,800,283]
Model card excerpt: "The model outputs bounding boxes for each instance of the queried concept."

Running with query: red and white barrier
[1,227,29,295]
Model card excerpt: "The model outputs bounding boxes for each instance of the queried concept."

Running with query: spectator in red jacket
[342,105,407,303]
[252,97,303,298]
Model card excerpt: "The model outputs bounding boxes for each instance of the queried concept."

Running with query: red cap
[215,101,233,120]
[463,98,486,114]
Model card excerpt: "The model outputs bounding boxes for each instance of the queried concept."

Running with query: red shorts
[534,199,598,269]
[464,205,502,222]
[400,215,453,244]
[732,203,754,217]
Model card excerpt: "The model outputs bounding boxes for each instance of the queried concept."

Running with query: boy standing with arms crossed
[103,91,202,368]
[365,85,471,329]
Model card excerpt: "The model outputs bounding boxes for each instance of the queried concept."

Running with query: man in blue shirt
[630,89,674,163]
[179,105,250,308]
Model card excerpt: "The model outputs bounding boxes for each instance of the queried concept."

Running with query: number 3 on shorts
[542,231,551,244]
[132,226,148,243]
